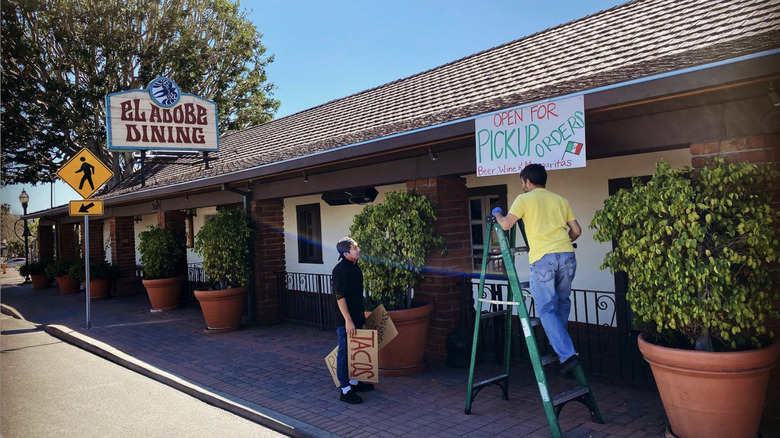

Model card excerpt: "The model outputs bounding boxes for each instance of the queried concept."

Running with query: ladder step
[479,298,522,306]
[480,309,510,319]
[552,385,591,407]
[472,373,509,390]
[487,246,529,259]
[540,354,558,366]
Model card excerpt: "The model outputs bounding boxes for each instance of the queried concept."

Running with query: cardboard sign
[348,329,379,383]
[325,346,340,387]
[364,304,398,350]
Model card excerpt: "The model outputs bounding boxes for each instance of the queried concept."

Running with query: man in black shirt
[333,237,374,404]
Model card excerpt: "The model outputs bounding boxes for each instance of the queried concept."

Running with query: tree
[1,0,279,186]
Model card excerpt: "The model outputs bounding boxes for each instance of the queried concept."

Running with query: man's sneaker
[339,388,363,404]
[351,381,374,392]
[559,355,580,377]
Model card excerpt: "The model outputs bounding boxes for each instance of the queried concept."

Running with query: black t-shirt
[332,258,366,328]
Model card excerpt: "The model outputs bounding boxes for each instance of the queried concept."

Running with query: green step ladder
[464,216,603,438]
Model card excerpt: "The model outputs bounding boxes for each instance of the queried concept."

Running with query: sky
[2,0,626,215]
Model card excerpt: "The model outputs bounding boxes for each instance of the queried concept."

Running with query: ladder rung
[472,374,509,390]
[487,246,529,259]
[552,385,591,407]
[480,309,510,319]
[511,246,529,255]
[540,354,558,366]
[479,298,522,306]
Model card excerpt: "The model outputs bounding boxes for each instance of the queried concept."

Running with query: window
[296,204,323,264]
[467,186,507,273]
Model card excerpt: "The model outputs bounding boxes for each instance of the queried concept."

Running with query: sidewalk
[0,281,669,438]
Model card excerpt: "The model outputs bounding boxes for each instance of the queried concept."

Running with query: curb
[2,303,336,438]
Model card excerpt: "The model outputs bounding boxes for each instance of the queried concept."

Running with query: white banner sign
[474,95,585,177]
[106,77,219,152]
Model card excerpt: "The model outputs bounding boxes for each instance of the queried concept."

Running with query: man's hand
[491,206,503,216]
[345,320,356,337]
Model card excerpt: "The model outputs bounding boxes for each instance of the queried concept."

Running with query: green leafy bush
[591,158,779,351]
[138,225,186,279]
[350,190,446,310]
[194,208,253,290]
[45,259,73,278]
[68,258,119,282]
[20,260,48,277]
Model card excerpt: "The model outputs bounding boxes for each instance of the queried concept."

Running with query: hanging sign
[474,95,586,177]
[57,148,114,199]
[105,77,219,152]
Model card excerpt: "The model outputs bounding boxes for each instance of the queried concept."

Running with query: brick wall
[38,225,54,262]
[58,223,79,261]
[690,133,780,429]
[406,177,473,360]
[110,216,140,295]
[250,200,285,323]
[80,220,104,261]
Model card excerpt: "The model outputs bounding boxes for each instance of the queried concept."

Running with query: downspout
[221,183,256,323]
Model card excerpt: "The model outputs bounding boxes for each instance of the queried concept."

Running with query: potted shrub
[45,259,79,294]
[350,190,446,375]
[590,158,780,438]
[20,261,50,289]
[138,225,187,311]
[193,207,254,333]
[68,258,119,300]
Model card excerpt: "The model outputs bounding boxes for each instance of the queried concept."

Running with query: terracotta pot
[366,302,434,376]
[30,274,51,290]
[55,275,80,294]
[638,332,780,438]
[142,276,182,311]
[194,286,247,334]
[86,278,112,300]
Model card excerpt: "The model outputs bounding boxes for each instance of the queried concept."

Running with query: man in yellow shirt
[492,164,582,376]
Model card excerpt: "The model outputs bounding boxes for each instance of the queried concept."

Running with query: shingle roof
[105,0,780,197]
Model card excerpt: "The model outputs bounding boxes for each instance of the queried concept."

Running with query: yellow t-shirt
[508,188,575,264]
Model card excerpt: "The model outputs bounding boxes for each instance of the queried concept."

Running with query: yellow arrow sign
[57,149,114,199]
[69,200,104,216]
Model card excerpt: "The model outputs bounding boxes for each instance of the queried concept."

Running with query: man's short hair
[520,163,547,186]
[336,237,356,259]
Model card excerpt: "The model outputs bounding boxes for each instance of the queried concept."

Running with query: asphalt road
[1,312,286,438]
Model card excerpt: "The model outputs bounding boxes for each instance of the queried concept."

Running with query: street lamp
[19,189,31,283]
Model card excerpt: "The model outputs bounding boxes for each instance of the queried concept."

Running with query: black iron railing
[274,271,651,382]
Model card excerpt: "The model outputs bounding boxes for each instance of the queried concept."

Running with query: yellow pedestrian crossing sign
[57,148,113,199]
[69,200,104,216]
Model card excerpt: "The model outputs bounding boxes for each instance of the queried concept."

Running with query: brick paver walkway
[1,282,669,437]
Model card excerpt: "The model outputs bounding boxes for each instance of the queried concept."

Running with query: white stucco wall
[465,148,693,293]
[133,214,158,266]
[186,206,217,264]
[283,183,407,275]
[102,219,112,263]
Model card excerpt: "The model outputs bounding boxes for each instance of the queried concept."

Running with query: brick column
[37,224,55,263]
[110,216,140,295]
[80,219,104,262]
[690,133,780,427]
[250,200,285,324]
[58,223,79,261]
[406,177,472,359]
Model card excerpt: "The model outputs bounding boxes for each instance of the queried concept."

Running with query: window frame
[296,203,323,264]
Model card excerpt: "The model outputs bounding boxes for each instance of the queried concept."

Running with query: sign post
[57,148,113,329]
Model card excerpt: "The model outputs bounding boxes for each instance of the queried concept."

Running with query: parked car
[4,258,27,267]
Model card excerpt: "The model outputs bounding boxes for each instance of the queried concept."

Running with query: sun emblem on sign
[148,77,181,107]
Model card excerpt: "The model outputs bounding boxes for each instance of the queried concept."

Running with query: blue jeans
[336,324,362,389]
[529,252,577,363]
